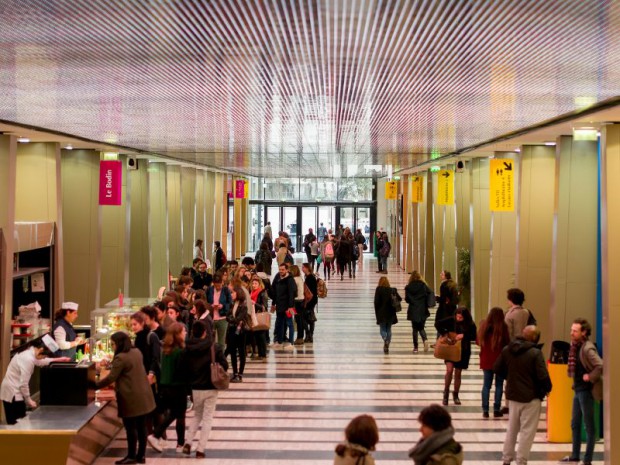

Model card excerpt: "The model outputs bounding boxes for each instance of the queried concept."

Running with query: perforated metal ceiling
[1,0,619,177]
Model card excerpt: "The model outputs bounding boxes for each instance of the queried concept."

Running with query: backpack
[324,242,334,259]
[526,308,537,326]
[316,275,328,298]
[352,243,360,259]
[284,253,294,265]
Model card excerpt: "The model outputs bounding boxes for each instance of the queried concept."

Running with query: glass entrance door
[283,207,298,250]
[301,207,317,243]
[340,207,354,233]
[318,206,335,239]
[356,207,371,245]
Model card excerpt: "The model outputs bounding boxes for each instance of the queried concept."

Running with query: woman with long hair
[374,276,400,354]
[477,307,510,418]
[249,276,269,360]
[254,241,273,275]
[377,232,390,274]
[193,239,204,260]
[320,234,336,280]
[405,271,432,353]
[148,323,187,453]
[226,286,251,382]
[96,332,155,464]
[434,270,459,331]
[437,307,477,406]
[333,414,379,465]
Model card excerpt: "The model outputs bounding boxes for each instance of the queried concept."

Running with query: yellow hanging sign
[437,170,454,205]
[385,181,398,200]
[489,159,514,211]
[411,176,424,203]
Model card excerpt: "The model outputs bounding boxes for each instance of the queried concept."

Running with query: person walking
[96,332,156,465]
[374,276,400,354]
[560,318,603,465]
[405,271,432,353]
[377,232,390,274]
[181,319,228,459]
[290,265,306,345]
[494,326,552,465]
[320,234,336,280]
[336,230,354,280]
[302,263,318,343]
[477,307,510,418]
[434,271,459,332]
[333,414,379,465]
[303,228,316,264]
[226,286,251,382]
[309,239,320,272]
[505,288,530,341]
[408,404,463,465]
[148,323,187,454]
[437,307,476,406]
[354,228,366,269]
[264,221,272,239]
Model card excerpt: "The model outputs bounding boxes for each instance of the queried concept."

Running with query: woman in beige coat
[334,414,378,465]
[97,331,156,465]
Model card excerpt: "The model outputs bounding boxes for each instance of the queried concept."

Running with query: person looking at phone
[206,273,233,350]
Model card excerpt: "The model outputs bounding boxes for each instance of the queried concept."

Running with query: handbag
[316,254,322,265]
[363,243,368,251]
[303,283,313,305]
[433,333,462,362]
[210,343,230,390]
[252,311,271,331]
[390,288,402,313]
[426,286,436,308]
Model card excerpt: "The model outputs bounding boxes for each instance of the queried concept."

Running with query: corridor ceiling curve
[1,0,620,177]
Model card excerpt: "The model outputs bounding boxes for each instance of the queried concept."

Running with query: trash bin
[550,340,570,364]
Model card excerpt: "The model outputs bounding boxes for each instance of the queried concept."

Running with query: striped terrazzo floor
[95,256,604,464]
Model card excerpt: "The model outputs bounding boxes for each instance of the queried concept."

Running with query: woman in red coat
[477,307,510,418]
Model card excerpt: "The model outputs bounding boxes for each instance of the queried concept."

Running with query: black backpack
[526,308,537,326]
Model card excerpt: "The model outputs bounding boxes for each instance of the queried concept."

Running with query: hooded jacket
[408,427,463,465]
[493,336,552,403]
[182,335,228,390]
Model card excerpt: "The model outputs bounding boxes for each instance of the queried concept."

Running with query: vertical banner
[243,180,248,199]
[489,158,514,211]
[98,160,122,205]
[411,175,424,203]
[437,170,454,205]
[235,179,245,199]
[385,181,398,199]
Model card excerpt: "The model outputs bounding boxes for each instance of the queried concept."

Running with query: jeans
[502,399,541,465]
[185,390,218,452]
[379,322,392,343]
[227,331,247,375]
[123,414,148,459]
[275,312,286,343]
[154,385,186,446]
[571,389,596,462]
[380,255,388,271]
[411,321,427,349]
[214,319,228,350]
[294,301,305,340]
[286,315,294,343]
[481,369,505,413]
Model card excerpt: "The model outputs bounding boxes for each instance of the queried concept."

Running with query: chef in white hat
[52,302,85,360]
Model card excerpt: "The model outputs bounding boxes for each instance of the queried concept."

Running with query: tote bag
[433,333,462,362]
[210,343,230,390]
[252,311,271,331]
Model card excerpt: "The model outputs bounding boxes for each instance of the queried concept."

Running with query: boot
[383,342,389,354]
[442,390,449,406]
[453,391,461,405]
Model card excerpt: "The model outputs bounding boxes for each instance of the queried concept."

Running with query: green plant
[457,248,471,309]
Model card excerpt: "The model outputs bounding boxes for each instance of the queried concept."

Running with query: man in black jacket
[302,263,318,343]
[494,326,552,465]
[181,319,227,459]
[271,263,297,349]
[303,228,316,263]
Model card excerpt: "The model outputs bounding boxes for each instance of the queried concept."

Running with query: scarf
[250,288,262,305]
[568,340,582,378]
[408,427,455,465]
[336,442,370,465]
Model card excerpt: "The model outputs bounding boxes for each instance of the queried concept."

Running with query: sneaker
[147,434,163,452]
[231,374,242,383]
[413,348,418,353]
[559,458,580,463]
[176,444,184,453]
[271,343,282,349]
[284,344,294,351]
[186,396,193,411]
[196,451,206,458]
[182,444,191,455]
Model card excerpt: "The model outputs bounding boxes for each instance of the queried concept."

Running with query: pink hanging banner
[235,180,245,198]
[99,160,122,205]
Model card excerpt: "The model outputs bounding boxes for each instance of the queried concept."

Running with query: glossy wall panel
[166,166,182,277]
[148,163,168,294]
[181,167,196,267]
[128,165,150,297]
[15,142,58,222]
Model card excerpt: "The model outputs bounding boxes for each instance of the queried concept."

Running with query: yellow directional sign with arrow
[490,158,514,211]
[385,181,398,200]
[411,175,423,203]
[437,170,454,205]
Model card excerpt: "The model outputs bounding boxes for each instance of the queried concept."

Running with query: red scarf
[250,288,262,304]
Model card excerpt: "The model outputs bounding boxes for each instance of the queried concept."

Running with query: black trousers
[294,300,305,340]
[3,399,26,425]
[154,385,186,445]
[228,331,247,375]
[122,414,148,459]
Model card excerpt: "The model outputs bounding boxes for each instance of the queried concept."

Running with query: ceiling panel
[0,0,619,177]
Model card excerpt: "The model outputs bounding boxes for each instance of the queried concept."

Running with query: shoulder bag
[390,288,402,313]
[433,332,462,362]
[210,343,230,390]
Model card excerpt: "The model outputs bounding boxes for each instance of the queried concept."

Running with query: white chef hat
[62,302,79,311]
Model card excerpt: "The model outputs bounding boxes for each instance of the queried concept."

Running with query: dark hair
[153,300,166,311]
[194,289,206,301]
[573,318,592,338]
[255,263,265,272]
[229,260,238,266]
[455,307,473,327]
[442,270,452,280]
[478,307,507,350]
[231,286,247,304]
[214,241,221,247]
[260,241,269,251]
[179,276,193,287]
[279,242,287,249]
[195,239,203,247]
[162,322,186,355]
[191,319,207,338]
[192,258,203,266]
[213,273,224,284]
[335,414,379,457]
[130,312,145,325]
[279,262,289,270]
[418,404,452,432]
[140,305,158,321]
[54,307,77,321]
[194,300,209,318]
[507,288,525,306]
[180,267,193,277]
[241,257,254,267]
[111,332,132,355]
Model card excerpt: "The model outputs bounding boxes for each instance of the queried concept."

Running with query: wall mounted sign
[490,158,514,211]
[99,160,122,205]
[437,170,454,205]
[235,179,247,199]
[411,176,424,203]
[385,181,398,199]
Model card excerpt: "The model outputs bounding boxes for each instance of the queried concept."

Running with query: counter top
[0,402,106,433]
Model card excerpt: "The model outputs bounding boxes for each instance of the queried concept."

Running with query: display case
[89,307,135,362]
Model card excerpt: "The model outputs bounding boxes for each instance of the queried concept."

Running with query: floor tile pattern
[95,257,604,464]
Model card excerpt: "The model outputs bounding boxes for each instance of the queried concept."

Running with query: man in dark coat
[270,263,297,348]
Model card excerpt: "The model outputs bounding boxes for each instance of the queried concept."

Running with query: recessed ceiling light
[544,141,556,146]
[64,144,73,150]
[515,148,521,152]
[17,137,30,143]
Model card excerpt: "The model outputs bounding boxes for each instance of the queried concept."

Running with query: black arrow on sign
[413,177,419,182]
[442,172,450,178]
[503,162,513,171]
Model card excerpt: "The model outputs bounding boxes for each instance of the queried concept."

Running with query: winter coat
[405,280,430,323]
[374,286,399,325]
[182,336,228,390]
[271,273,297,314]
